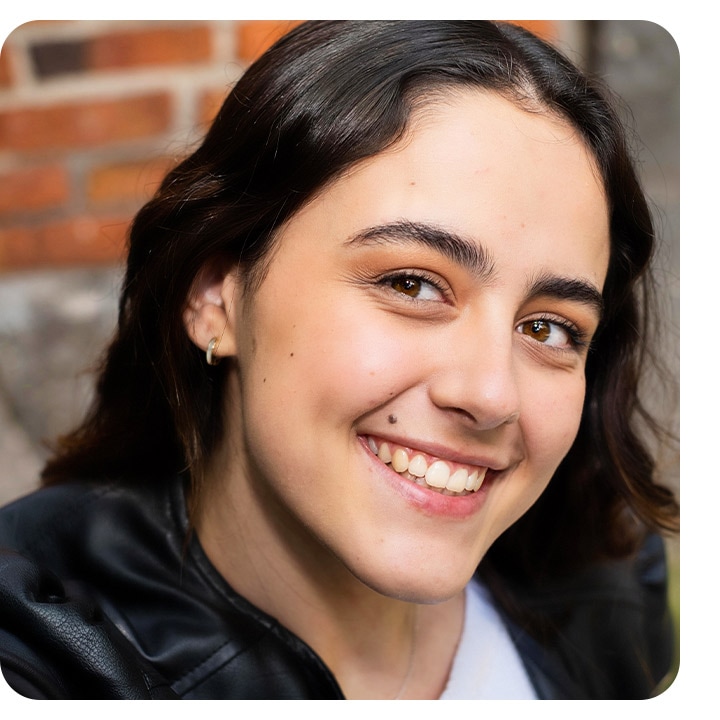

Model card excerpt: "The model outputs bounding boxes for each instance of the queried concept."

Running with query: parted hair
[42,21,678,595]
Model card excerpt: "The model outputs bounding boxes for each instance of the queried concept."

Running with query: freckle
[290,352,294,357]
[263,378,267,383]
[388,414,397,424]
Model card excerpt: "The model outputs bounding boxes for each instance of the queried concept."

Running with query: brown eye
[522,320,551,342]
[383,273,445,302]
[516,318,581,350]
[391,277,422,297]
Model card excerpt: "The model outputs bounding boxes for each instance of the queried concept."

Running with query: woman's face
[218,91,610,603]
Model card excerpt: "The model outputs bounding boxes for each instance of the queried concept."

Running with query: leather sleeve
[0,549,178,699]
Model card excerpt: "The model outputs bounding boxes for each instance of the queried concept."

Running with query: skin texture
[184,90,610,699]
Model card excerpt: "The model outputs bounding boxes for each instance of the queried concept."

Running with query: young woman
[0,21,678,700]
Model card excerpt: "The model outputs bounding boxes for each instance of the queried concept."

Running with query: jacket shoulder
[0,548,178,699]
[0,481,180,698]
[0,479,343,699]
[0,480,161,555]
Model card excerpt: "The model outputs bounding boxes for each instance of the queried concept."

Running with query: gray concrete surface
[0,267,122,504]
[0,392,44,502]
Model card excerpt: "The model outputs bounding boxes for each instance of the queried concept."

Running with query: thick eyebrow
[526,272,605,319]
[345,220,604,318]
[344,220,496,281]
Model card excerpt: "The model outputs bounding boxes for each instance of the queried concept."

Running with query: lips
[366,435,490,497]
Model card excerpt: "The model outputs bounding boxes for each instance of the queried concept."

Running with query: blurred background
[0,16,681,689]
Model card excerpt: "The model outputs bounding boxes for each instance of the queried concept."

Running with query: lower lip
[359,437,496,520]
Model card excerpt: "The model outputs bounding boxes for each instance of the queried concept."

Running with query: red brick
[0,164,70,215]
[10,20,71,31]
[198,87,230,128]
[87,156,174,207]
[88,24,212,70]
[0,215,129,270]
[236,21,301,63]
[0,42,14,87]
[0,93,172,152]
[506,21,558,41]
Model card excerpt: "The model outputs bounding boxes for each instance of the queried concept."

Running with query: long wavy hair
[42,21,678,586]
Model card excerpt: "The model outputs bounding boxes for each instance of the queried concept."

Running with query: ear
[183,260,239,361]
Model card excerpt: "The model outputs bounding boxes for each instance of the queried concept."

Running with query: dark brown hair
[42,21,678,582]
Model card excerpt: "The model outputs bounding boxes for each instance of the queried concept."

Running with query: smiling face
[197,90,610,604]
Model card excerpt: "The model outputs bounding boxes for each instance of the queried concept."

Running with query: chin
[346,552,480,605]
[367,575,471,606]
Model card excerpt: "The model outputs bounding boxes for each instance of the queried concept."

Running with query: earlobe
[183,263,239,360]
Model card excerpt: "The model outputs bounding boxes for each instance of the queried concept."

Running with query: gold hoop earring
[206,337,221,366]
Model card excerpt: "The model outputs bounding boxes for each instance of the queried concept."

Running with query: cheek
[480,373,587,546]
[520,371,587,475]
[264,304,424,419]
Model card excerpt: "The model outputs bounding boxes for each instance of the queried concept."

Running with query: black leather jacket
[0,475,674,699]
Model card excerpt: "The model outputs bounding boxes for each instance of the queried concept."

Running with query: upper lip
[361,432,515,472]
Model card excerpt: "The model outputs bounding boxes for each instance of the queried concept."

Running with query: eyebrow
[345,219,604,318]
[344,220,496,281]
[526,272,605,319]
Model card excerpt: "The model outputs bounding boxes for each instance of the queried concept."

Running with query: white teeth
[466,470,478,491]
[446,468,468,493]
[369,437,488,495]
[407,454,427,478]
[425,461,451,489]
[473,468,487,491]
[391,448,409,473]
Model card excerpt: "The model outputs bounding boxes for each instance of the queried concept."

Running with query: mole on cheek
[388,414,397,424]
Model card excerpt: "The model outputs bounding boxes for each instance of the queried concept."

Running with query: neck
[194,427,465,699]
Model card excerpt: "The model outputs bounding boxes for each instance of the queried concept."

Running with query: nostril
[445,404,519,427]
[448,406,477,424]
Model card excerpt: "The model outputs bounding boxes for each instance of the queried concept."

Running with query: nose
[427,314,521,431]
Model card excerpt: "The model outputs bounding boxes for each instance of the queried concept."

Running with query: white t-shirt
[440,579,537,699]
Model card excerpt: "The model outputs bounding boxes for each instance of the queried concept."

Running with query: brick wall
[0,20,303,271]
[0,20,556,272]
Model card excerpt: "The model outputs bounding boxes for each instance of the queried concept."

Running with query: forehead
[293,89,610,286]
